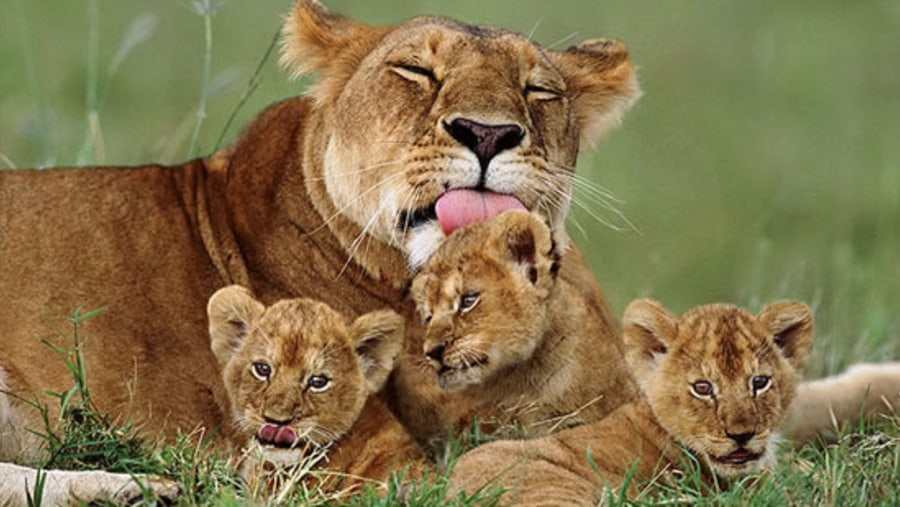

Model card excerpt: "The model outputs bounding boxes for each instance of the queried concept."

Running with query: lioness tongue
[435,189,526,235]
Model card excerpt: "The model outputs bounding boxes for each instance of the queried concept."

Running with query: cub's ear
[492,210,555,284]
[280,0,391,81]
[207,285,265,367]
[757,301,814,371]
[349,310,405,392]
[548,38,641,151]
[622,298,677,389]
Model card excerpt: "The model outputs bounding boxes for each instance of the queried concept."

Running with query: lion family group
[0,1,897,505]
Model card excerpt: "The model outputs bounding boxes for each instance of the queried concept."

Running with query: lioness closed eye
[207,285,425,494]
[449,299,816,504]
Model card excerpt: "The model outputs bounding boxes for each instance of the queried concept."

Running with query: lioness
[207,285,425,496]
[0,0,639,461]
[450,298,816,504]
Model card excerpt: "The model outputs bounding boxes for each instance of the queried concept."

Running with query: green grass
[1,0,898,505]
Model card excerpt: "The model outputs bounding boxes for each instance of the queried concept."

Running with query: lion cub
[411,210,637,436]
[207,286,425,495]
[450,299,816,504]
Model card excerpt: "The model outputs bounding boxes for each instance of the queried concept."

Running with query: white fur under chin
[260,447,305,465]
[249,441,333,468]
[406,223,446,270]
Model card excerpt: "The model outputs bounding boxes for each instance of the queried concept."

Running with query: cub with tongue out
[206,285,426,496]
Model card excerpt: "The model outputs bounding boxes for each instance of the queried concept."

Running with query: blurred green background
[1,0,898,375]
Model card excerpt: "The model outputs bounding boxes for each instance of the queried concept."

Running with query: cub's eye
[690,380,714,399]
[251,361,272,381]
[751,375,771,395]
[392,63,436,82]
[525,84,561,100]
[307,375,331,393]
[458,292,480,314]
[423,314,433,325]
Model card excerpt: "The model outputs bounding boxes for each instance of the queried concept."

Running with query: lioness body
[0,161,234,455]
[0,99,407,460]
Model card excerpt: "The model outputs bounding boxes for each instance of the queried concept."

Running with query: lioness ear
[623,298,677,388]
[492,210,555,284]
[349,310,405,393]
[549,38,641,151]
[207,285,265,367]
[757,301,814,371]
[280,0,391,81]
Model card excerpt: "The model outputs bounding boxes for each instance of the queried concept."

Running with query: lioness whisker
[529,182,590,237]
[396,187,420,240]
[307,159,405,181]
[336,195,391,280]
[535,172,638,233]
[304,171,406,237]
[543,166,622,203]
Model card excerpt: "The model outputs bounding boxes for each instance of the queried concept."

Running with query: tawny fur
[207,286,426,496]
[411,211,637,436]
[450,300,816,504]
[0,1,639,458]
[782,361,900,442]
[0,0,892,502]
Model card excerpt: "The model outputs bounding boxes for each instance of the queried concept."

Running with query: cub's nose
[444,118,524,170]
[726,431,755,447]
[425,343,446,363]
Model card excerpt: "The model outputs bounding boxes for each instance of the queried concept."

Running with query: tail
[782,362,900,443]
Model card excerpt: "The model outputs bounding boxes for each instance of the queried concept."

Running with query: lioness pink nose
[258,423,298,447]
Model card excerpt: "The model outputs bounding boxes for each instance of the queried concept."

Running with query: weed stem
[188,3,215,159]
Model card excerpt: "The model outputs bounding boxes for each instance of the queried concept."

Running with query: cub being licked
[207,285,426,495]
[411,210,637,436]
[449,299,816,504]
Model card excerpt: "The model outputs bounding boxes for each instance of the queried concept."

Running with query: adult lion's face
[282,1,639,268]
